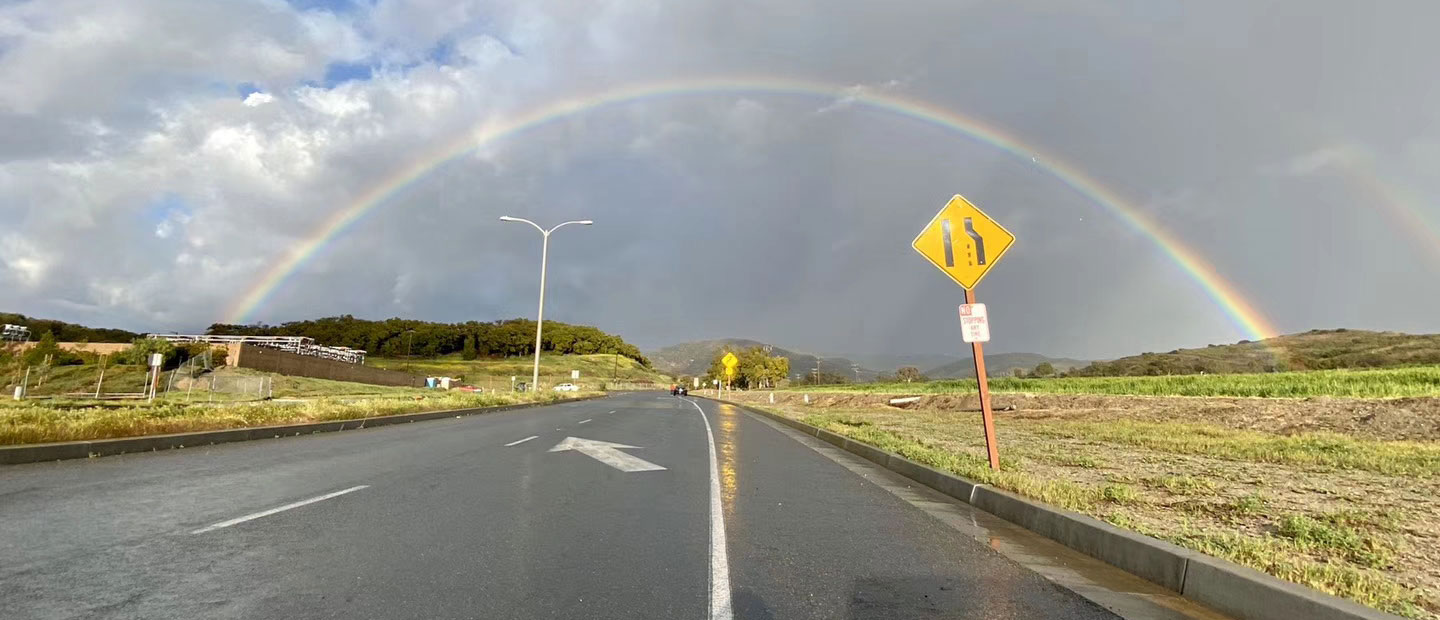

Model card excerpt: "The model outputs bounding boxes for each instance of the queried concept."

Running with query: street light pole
[500,216,593,391]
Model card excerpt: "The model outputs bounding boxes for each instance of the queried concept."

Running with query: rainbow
[1338,164,1440,270]
[223,76,1281,341]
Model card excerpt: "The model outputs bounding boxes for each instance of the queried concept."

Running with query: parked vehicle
[553,383,580,392]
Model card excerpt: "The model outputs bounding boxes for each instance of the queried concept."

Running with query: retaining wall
[233,344,425,387]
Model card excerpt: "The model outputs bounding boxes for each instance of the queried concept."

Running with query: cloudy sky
[2,0,1437,360]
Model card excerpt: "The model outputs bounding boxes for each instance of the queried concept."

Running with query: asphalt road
[1,393,1122,619]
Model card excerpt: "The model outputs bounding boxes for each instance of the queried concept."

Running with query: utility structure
[1,324,30,342]
[499,216,593,391]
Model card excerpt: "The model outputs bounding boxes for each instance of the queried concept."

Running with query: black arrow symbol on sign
[941,219,956,267]
[964,217,986,265]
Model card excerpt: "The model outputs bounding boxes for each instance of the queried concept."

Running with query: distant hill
[926,353,1089,379]
[1070,329,1440,376]
[648,339,875,380]
[834,353,964,374]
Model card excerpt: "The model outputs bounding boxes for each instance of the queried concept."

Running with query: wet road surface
[1,393,1135,619]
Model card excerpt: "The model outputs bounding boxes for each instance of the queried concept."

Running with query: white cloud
[1264,145,1369,177]
[242,92,275,107]
[1,235,49,287]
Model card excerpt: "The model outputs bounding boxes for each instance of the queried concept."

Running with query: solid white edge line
[687,397,733,620]
[578,419,592,424]
[191,485,369,534]
[505,435,540,447]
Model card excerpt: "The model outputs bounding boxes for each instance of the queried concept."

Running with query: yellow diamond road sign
[722,352,739,368]
[912,194,1015,290]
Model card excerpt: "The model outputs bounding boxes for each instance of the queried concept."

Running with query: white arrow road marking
[548,437,666,472]
[191,485,369,534]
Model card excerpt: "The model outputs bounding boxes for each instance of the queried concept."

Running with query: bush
[113,338,176,366]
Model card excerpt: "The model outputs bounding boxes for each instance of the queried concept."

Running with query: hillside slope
[1071,329,1440,376]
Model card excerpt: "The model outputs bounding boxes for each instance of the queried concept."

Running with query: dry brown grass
[724,391,1440,619]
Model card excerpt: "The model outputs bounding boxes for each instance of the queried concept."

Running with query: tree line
[0,313,139,343]
[699,346,790,389]
[207,315,649,365]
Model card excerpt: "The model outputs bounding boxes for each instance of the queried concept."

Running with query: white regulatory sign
[958,303,990,343]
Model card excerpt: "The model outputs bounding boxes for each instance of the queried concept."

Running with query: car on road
[553,383,580,392]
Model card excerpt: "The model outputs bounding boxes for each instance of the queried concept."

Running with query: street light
[499,216,594,391]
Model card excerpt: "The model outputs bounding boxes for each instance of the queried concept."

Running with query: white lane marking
[685,398,733,620]
[192,486,369,534]
[607,410,616,414]
[578,418,592,424]
[504,435,539,447]
[548,437,666,472]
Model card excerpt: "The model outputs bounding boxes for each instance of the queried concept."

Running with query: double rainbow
[223,76,1281,342]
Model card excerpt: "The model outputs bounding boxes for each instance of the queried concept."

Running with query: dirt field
[721,390,1440,619]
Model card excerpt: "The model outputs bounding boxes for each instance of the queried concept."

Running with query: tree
[462,335,478,360]
[705,346,789,389]
[1031,362,1055,377]
[23,332,81,366]
[1012,368,1025,378]
[794,371,850,386]
[896,366,926,383]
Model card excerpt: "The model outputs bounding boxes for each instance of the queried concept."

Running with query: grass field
[0,377,596,445]
[796,365,1440,399]
[367,353,672,389]
[0,352,662,446]
[720,391,1440,618]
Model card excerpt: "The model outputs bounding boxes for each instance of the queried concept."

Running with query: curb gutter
[1,394,607,466]
[707,396,1401,620]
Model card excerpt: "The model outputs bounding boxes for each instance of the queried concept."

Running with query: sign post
[147,353,164,402]
[722,352,739,393]
[912,194,1014,470]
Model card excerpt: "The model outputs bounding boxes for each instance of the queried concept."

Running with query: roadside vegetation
[723,391,1440,619]
[0,376,596,445]
[368,352,672,390]
[786,365,1440,399]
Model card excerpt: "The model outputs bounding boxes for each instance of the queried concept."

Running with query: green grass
[2,364,153,397]
[788,365,1440,398]
[1164,525,1423,618]
[1276,514,1399,569]
[367,353,672,388]
[1143,475,1217,496]
[1029,420,1440,476]
[788,408,1428,618]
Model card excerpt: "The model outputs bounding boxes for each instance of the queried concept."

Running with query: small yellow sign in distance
[722,352,739,368]
[725,367,736,379]
[912,194,1015,290]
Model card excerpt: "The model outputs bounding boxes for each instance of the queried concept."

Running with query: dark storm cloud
[1,0,1437,359]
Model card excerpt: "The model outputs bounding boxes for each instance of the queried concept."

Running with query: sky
[1,0,1438,360]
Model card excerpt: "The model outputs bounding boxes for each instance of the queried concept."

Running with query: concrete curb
[707,396,1401,620]
[0,394,607,466]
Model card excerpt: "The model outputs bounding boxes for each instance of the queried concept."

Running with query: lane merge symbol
[911,194,1014,290]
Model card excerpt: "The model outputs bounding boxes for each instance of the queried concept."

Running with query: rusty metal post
[966,287,1001,470]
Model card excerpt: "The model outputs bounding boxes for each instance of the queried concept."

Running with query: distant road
[1,393,1125,619]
